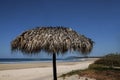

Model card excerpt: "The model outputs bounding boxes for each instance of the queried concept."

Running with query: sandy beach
[0,58,98,80]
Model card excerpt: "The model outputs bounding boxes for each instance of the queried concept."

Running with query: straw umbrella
[11,26,94,80]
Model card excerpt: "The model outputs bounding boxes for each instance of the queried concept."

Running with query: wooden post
[53,53,57,80]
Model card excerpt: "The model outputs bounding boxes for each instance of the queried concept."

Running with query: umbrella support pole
[53,53,57,80]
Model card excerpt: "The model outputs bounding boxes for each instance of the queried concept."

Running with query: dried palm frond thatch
[11,26,93,55]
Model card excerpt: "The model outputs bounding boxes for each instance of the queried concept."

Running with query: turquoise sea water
[0,58,86,64]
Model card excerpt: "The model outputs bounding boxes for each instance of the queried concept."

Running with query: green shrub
[89,64,103,69]
[88,64,116,71]
[94,53,120,67]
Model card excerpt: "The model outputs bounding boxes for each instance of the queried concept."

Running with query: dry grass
[60,67,120,80]
[78,69,120,80]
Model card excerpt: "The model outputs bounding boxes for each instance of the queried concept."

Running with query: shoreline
[0,58,98,71]
[0,58,98,80]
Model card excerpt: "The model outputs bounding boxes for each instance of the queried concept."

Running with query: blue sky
[0,0,120,58]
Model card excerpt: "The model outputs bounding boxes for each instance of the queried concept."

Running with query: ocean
[0,58,86,64]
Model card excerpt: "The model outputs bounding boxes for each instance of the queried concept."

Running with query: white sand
[0,59,97,80]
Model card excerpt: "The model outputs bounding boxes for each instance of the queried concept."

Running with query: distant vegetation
[60,53,120,80]
[89,53,120,69]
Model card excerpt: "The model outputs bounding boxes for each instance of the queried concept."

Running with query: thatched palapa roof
[11,26,94,55]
